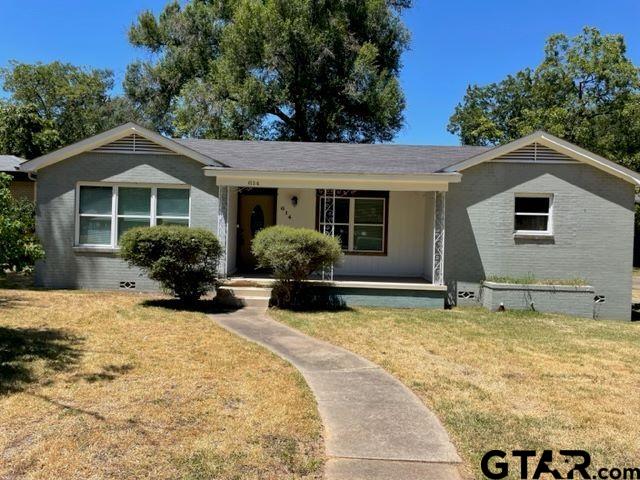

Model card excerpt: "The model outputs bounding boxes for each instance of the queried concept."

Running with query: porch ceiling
[204,168,461,191]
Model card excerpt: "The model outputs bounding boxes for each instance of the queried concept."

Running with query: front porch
[209,168,451,307]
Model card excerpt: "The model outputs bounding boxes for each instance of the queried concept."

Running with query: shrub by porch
[251,225,343,308]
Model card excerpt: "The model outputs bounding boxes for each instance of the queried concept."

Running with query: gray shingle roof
[0,155,25,172]
[174,138,489,174]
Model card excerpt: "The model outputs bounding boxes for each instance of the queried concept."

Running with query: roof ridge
[173,137,490,149]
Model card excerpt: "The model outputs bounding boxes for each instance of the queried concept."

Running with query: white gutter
[203,168,462,192]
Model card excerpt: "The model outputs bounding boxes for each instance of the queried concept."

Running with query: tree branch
[270,107,293,127]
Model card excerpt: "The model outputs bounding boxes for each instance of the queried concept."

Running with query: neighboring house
[20,123,640,320]
[0,155,34,200]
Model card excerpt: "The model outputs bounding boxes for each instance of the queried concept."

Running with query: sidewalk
[210,307,462,480]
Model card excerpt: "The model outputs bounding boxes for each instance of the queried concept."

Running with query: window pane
[157,218,189,226]
[319,198,350,224]
[354,225,383,251]
[321,223,349,250]
[118,188,151,216]
[79,186,112,214]
[354,198,384,224]
[515,215,548,231]
[79,217,112,245]
[515,196,550,213]
[157,188,189,217]
[118,217,151,241]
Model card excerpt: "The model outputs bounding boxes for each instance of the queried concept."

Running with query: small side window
[514,194,553,235]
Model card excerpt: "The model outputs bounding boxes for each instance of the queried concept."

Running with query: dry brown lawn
[274,307,640,479]
[0,288,323,480]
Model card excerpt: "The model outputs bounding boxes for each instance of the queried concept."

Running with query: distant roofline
[0,154,27,172]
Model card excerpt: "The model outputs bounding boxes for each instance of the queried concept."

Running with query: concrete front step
[224,286,273,298]
[216,286,272,309]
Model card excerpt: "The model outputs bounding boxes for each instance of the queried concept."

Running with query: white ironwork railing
[432,191,445,285]
[321,188,336,281]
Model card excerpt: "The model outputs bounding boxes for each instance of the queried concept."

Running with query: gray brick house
[20,123,640,319]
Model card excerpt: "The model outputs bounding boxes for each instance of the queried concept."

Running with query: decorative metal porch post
[217,186,229,278]
[321,189,336,281]
[432,191,446,285]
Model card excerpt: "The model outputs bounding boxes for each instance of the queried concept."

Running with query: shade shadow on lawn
[0,326,83,395]
[141,298,242,314]
[0,272,37,290]
[273,286,353,312]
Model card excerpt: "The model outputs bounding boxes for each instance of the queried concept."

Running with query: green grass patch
[273,306,640,479]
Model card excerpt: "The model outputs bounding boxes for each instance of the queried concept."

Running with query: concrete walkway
[210,307,462,480]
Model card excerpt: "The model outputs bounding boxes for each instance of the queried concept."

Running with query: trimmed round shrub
[120,226,222,303]
[251,226,343,307]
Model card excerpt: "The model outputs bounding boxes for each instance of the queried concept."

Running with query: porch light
[291,195,298,207]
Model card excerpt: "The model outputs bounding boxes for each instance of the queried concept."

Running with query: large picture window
[318,191,387,254]
[76,184,190,247]
[514,194,553,235]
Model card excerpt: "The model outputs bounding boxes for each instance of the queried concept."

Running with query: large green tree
[0,173,44,273]
[0,61,140,159]
[125,0,410,142]
[448,27,640,170]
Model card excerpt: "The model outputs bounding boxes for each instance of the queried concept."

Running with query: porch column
[217,185,229,278]
[432,191,446,285]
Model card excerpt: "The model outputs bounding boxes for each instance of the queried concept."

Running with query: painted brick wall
[445,162,635,320]
[35,152,219,290]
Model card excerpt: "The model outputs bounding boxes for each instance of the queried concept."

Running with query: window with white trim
[76,184,190,247]
[318,193,386,253]
[514,194,553,234]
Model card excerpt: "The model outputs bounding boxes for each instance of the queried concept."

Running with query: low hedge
[120,226,222,303]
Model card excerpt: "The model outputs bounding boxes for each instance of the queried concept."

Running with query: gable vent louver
[492,142,577,164]
[92,134,174,155]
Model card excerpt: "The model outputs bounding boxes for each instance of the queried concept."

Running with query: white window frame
[154,187,192,226]
[319,196,386,253]
[513,193,554,237]
[75,182,192,249]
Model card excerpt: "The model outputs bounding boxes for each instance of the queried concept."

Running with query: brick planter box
[481,281,596,318]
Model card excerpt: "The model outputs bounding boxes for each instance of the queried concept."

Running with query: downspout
[27,172,37,202]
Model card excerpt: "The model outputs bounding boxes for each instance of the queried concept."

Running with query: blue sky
[1,0,639,145]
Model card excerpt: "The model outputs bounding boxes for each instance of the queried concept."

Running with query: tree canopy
[0,61,140,159]
[448,27,640,170]
[125,0,411,142]
[0,173,44,272]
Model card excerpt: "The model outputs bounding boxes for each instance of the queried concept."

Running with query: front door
[237,190,276,271]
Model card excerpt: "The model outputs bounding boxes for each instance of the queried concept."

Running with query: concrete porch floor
[224,274,447,292]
